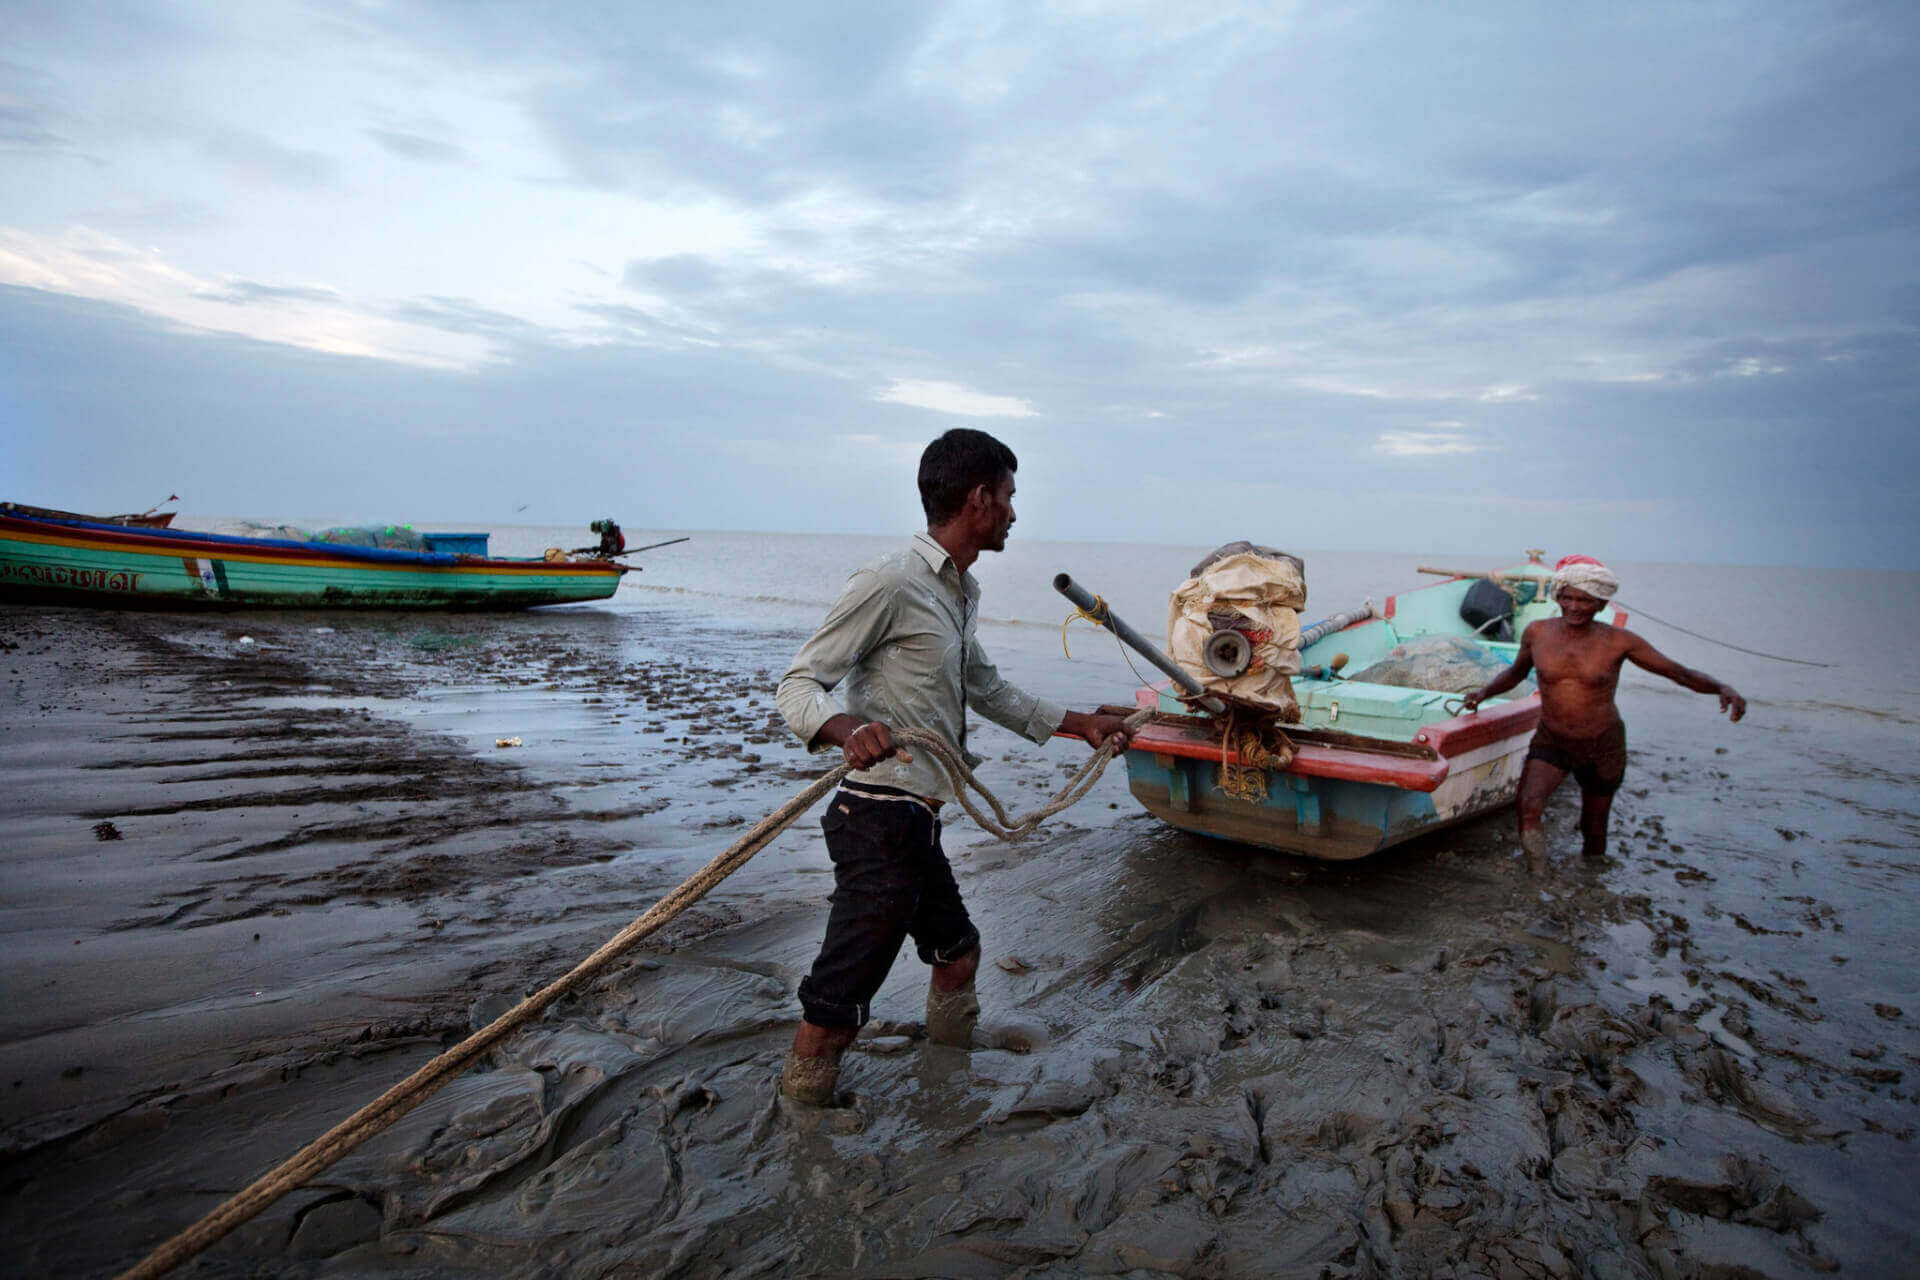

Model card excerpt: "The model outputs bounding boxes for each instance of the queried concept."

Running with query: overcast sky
[2,1,1915,567]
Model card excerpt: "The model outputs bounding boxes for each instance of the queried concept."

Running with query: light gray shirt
[777,531,1066,803]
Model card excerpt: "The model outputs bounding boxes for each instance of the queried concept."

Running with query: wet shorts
[1526,720,1628,795]
[796,783,980,1029]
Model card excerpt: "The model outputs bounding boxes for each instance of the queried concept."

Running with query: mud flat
[2,603,1916,1277]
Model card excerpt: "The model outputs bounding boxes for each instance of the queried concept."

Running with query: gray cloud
[364,127,468,165]
[0,103,68,153]
[572,301,710,347]
[0,59,83,158]
[193,280,342,306]
[389,296,547,342]
[199,127,335,188]
[5,282,1916,566]
[0,4,196,60]
[367,2,961,203]
[624,254,724,296]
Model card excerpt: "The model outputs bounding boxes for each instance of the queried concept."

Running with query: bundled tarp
[1167,541,1307,721]
[1349,634,1529,695]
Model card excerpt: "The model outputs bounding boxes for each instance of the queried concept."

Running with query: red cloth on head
[1555,554,1603,571]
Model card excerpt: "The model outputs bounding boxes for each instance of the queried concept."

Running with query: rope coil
[116,712,1148,1280]
[1213,708,1296,803]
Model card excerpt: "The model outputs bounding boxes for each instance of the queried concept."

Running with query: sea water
[486,523,1920,729]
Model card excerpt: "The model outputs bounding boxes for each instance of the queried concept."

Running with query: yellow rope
[1213,711,1297,804]
[1060,594,1108,656]
[1215,710,1264,802]
[1061,597,1160,699]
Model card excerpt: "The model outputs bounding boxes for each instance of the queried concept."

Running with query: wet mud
[2,604,1916,1277]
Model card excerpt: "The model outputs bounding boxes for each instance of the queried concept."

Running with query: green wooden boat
[1112,558,1626,859]
[0,503,625,609]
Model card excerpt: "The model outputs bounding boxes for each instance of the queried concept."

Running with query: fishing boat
[1063,558,1626,860]
[0,504,628,610]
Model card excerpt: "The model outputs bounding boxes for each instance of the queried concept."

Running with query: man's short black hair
[918,429,1017,525]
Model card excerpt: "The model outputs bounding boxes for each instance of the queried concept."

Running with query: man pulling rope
[774,429,1132,1106]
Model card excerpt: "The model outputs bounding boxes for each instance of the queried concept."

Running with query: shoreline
[2,603,1914,1276]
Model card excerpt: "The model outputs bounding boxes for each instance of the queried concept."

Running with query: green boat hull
[0,509,622,610]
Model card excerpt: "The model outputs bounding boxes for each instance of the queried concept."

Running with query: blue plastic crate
[422,532,489,556]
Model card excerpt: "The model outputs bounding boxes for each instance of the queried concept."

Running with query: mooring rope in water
[116,712,1149,1280]
[1611,598,1832,668]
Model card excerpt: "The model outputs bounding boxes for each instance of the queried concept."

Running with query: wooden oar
[1416,565,1552,585]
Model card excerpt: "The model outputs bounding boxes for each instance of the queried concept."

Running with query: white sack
[1167,551,1306,719]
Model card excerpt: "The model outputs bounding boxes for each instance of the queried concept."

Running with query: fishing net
[311,524,428,551]
[212,521,428,551]
[1349,634,1528,695]
[1167,542,1307,721]
[215,521,316,542]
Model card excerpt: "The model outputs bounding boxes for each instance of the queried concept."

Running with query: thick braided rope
[116,714,1145,1280]
[909,710,1152,838]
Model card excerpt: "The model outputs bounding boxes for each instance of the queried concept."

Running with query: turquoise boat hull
[0,508,623,610]
[1120,566,1625,860]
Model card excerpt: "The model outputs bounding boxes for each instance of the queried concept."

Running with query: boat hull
[1121,690,1541,859]
[0,512,622,610]
[1121,706,1536,855]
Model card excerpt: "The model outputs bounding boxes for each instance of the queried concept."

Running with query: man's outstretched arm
[1624,635,1746,721]
[1461,628,1537,712]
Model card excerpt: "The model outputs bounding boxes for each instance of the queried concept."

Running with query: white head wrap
[1552,560,1619,601]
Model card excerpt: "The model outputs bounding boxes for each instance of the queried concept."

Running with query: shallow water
[3,528,1917,1276]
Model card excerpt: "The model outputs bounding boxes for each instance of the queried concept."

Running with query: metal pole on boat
[1299,601,1380,650]
[609,537,691,557]
[1052,573,1227,715]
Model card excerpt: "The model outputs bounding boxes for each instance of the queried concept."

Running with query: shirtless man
[1461,557,1745,873]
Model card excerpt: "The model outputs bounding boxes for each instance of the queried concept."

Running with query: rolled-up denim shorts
[796,783,980,1029]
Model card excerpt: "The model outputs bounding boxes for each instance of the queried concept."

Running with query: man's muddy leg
[783,1021,858,1106]
[927,944,981,1047]
[1578,787,1616,859]
[1517,757,1564,876]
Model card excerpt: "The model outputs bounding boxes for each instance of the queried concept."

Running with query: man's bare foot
[1520,827,1548,876]
[780,1048,843,1106]
[782,1021,856,1105]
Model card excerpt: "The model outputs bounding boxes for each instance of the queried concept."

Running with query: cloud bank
[0,1,1914,566]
